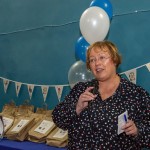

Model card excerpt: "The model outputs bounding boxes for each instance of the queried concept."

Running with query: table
[0,138,67,150]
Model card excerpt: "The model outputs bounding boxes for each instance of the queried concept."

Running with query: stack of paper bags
[28,109,55,143]
[28,118,56,143]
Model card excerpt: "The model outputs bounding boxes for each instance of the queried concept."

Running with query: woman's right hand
[76,87,97,115]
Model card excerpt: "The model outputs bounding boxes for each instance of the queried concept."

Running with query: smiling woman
[52,41,150,149]
[86,41,122,70]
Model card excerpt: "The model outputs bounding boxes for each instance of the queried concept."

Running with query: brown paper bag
[30,113,45,124]
[0,100,17,116]
[14,100,34,119]
[46,127,68,147]
[36,109,53,117]
[6,116,35,141]
[2,115,14,134]
[28,109,55,143]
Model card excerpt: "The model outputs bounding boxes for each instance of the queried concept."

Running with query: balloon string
[0,9,150,36]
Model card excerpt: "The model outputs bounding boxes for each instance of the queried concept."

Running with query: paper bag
[46,127,68,147]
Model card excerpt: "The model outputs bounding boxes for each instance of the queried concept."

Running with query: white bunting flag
[55,85,63,102]
[27,84,34,99]
[146,63,150,72]
[41,86,49,102]
[15,82,22,97]
[3,79,10,93]
[125,69,137,84]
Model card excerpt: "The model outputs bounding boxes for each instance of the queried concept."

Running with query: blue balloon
[90,0,113,20]
[75,36,90,62]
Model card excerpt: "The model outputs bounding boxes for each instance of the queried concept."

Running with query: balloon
[80,7,110,44]
[75,36,90,62]
[90,0,113,20]
[68,60,94,88]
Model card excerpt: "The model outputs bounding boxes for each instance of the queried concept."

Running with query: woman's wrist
[76,103,83,115]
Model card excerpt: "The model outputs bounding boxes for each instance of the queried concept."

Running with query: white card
[3,117,14,132]
[53,129,68,138]
[11,119,29,132]
[34,120,54,134]
[117,110,128,135]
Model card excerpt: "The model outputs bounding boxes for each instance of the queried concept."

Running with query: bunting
[146,63,150,72]
[0,62,149,101]
[41,86,49,102]
[15,82,22,97]
[55,86,64,102]
[125,69,136,84]
[27,84,34,99]
[3,79,10,93]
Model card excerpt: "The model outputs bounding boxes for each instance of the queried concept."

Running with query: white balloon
[68,60,94,88]
[80,6,110,44]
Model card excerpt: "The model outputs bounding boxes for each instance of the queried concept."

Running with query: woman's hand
[122,120,138,137]
[76,87,97,115]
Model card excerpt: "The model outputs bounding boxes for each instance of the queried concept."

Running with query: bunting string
[119,63,147,75]
[0,76,69,87]
[0,9,150,36]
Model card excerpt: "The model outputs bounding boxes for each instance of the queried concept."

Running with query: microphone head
[88,79,98,95]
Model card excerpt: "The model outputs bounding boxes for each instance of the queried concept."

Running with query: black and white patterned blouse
[52,77,150,150]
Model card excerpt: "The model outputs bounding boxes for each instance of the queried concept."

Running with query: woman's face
[89,47,116,81]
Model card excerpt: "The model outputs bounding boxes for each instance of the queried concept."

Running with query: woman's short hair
[86,41,122,70]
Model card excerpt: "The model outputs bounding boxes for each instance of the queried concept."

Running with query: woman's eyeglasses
[89,56,111,64]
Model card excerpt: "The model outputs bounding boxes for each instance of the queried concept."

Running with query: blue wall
[0,0,149,111]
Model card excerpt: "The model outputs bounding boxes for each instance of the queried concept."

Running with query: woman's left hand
[122,120,138,136]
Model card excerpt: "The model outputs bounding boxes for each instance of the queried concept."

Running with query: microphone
[87,79,98,138]
[88,79,98,107]
[89,79,98,95]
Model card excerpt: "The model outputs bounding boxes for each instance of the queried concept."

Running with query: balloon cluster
[68,0,113,87]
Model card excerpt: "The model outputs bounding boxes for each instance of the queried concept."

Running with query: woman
[52,41,150,150]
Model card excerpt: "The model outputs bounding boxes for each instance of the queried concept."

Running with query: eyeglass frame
[89,55,111,64]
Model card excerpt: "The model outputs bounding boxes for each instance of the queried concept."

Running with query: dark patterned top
[52,77,150,150]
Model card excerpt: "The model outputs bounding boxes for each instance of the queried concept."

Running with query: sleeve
[134,87,150,148]
[52,82,86,130]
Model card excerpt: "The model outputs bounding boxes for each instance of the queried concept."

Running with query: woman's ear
[113,62,117,66]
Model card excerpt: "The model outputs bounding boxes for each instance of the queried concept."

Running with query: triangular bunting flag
[125,69,137,84]
[146,63,150,72]
[27,84,34,99]
[15,82,22,97]
[55,85,63,102]
[41,86,49,102]
[3,79,10,93]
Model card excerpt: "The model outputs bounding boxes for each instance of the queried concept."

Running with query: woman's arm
[52,82,86,130]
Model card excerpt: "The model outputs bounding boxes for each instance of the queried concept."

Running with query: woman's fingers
[122,120,138,136]
[76,87,97,114]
